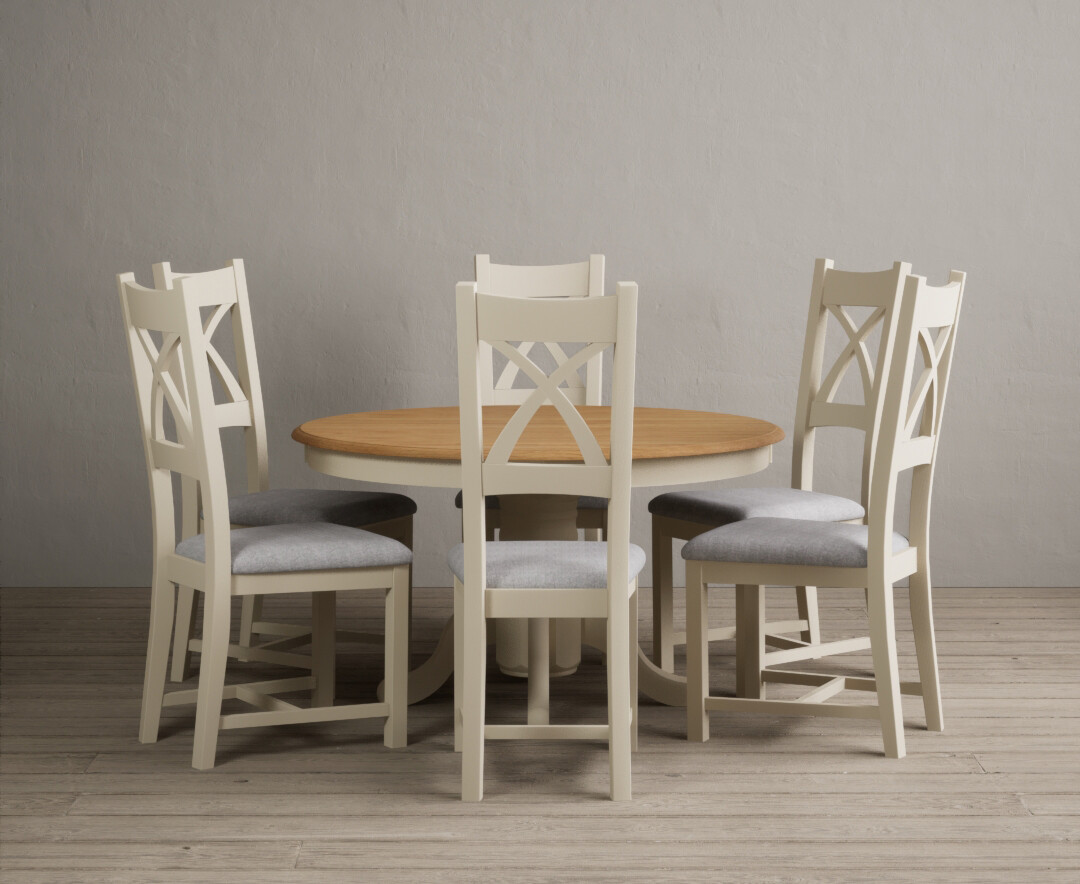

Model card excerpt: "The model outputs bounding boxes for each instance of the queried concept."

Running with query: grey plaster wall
[2,0,1078,588]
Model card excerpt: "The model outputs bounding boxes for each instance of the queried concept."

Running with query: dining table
[292,405,784,707]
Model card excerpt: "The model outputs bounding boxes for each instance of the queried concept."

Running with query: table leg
[495,494,582,678]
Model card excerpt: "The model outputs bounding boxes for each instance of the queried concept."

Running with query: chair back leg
[139,573,176,743]
[169,585,197,682]
[867,578,906,758]
[651,519,675,671]
[908,568,944,731]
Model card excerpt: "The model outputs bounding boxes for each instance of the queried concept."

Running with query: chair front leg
[453,580,464,752]
[527,618,550,725]
[651,517,675,671]
[383,564,410,748]
[908,563,943,732]
[311,592,336,708]
[191,587,232,770]
[461,582,487,801]
[139,572,176,743]
[867,577,906,759]
[795,585,821,644]
[735,585,765,700]
[169,585,197,682]
[607,590,632,801]
[630,585,639,752]
[238,595,262,652]
[685,561,709,742]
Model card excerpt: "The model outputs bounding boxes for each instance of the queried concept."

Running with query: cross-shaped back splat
[817,305,887,408]
[135,327,193,449]
[485,340,609,467]
[903,324,954,443]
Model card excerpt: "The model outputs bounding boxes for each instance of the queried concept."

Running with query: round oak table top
[292,405,785,488]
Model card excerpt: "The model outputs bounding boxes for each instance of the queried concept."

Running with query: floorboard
[2,585,1078,880]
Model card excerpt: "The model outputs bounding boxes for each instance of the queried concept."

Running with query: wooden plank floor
[2,585,1078,882]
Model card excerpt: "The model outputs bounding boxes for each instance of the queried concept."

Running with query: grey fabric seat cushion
[682,518,908,569]
[454,491,609,511]
[228,488,416,528]
[448,541,646,589]
[649,487,864,525]
[176,523,413,575]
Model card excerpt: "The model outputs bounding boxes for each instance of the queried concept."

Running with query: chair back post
[791,259,911,513]
[867,270,966,571]
[455,281,488,597]
[118,272,234,590]
[474,254,605,406]
[604,282,638,597]
[152,260,270,494]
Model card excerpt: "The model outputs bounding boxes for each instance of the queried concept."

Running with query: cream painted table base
[294,406,783,707]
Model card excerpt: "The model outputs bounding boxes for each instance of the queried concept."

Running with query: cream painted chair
[452,280,641,801]
[119,268,410,769]
[649,260,911,672]
[455,254,608,539]
[152,261,415,682]
[683,270,965,757]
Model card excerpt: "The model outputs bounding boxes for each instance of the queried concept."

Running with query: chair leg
[685,561,709,742]
[139,573,176,743]
[607,590,632,801]
[461,582,487,801]
[191,588,231,770]
[795,585,821,644]
[867,578,906,759]
[238,595,262,650]
[736,585,765,700]
[527,618,550,726]
[383,565,410,748]
[169,585,197,682]
[909,565,944,732]
[311,592,336,708]
[651,518,674,671]
[453,580,464,753]
[630,585,639,752]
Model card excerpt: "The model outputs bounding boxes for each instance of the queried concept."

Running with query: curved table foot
[378,618,455,705]
[637,645,687,707]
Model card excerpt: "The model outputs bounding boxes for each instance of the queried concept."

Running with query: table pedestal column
[495,494,583,678]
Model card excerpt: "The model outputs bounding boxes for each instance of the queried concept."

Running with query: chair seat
[448,541,645,589]
[227,488,416,528]
[681,518,908,569]
[177,523,413,575]
[454,491,608,511]
[649,486,864,525]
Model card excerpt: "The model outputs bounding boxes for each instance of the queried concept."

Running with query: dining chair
[683,270,965,757]
[152,260,416,682]
[648,259,911,673]
[451,279,641,801]
[119,268,411,769]
[455,253,608,539]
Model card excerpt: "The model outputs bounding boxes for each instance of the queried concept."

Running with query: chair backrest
[475,254,605,406]
[456,280,638,594]
[868,270,966,565]
[791,259,912,511]
[153,260,269,494]
[118,268,244,579]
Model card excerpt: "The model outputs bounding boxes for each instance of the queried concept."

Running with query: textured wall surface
[2,0,1078,588]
